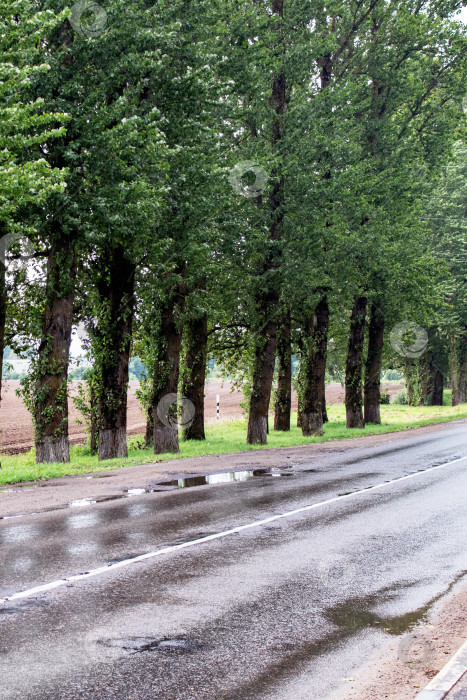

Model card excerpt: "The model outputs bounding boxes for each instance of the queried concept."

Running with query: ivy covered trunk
[34,235,76,464]
[406,352,444,407]
[89,382,99,455]
[301,296,329,437]
[152,283,185,454]
[364,302,385,424]
[428,359,444,406]
[247,0,286,445]
[274,308,291,431]
[295,334,308,428]
[98,245,136,461]
[182,312,208,440]
[0,257,6,403]
[345,296,367,429]
[322,392,328,423]
[247,292,280,444]
[297,353,305,428]
[451,335,467,406]
[405,358,424,406]
[145,412,154,447]
[457,359,467,404]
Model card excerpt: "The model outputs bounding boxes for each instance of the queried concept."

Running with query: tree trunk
[405,360,415,406]
[296,357,304,428]
[459,359,467,404]
[345,296,367,429]
[35,235,76,464]
[322,392,328,423]
[247,308,279,444]
[406,357,430,407]
[451,335,467,406]
[152,281,185,454]
[274,308,292,431]
[247,0,286,445]
[295,322,311,429]
[302,296,329,436]
[145,412,154,447]
[428,359,444,406]
[451,337,459,406]
[89,382,98,455]
[97,245,136,461]
[182,312,207,440]
[364,301,385,424]
[0,259,6,403]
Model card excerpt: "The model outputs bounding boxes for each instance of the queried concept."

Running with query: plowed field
[0,380,403,454]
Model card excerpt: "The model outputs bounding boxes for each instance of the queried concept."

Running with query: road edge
[415,640,467,700]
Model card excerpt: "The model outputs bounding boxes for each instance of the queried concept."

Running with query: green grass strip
[1,399,467,486]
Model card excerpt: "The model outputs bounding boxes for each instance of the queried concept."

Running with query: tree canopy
[1,0,466,462]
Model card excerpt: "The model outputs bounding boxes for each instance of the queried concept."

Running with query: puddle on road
[69,498,97,508]
[1,466,300,519]
[69,468,297,507]
[327,596,432,637]
[69,495,125,507]
[150,468,294,491]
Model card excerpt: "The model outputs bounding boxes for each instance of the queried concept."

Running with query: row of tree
[1,0,466,465]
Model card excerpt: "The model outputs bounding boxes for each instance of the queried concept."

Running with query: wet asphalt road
[0,424,466,699]
[447,672,467,699]
[448,672,467,699]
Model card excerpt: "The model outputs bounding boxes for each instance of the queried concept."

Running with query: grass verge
[1,397,467,486]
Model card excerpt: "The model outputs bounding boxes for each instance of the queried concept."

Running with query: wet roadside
[1,419,465,519]
[328,576,467,700]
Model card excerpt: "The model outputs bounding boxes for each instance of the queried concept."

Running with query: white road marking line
[1,455,466,605]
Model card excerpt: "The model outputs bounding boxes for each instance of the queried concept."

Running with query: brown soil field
[0,380,403,454]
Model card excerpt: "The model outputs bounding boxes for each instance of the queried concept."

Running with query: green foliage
[384,370,404,381]
[69,366,88,380]
[2,0,467,458]
[0,0,68,225]
[393,388,409,405]
[380,391,391,405]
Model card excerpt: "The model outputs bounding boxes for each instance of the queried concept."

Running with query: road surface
[0,423,466,699]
